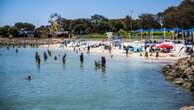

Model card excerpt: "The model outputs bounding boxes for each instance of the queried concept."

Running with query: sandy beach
[40,43,188,63]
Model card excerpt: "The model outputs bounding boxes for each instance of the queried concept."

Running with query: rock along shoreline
[162,55,194,110]
[162,54,194,91]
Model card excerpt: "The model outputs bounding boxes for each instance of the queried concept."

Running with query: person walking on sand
[156,49,159,58]
[73,47,76,52]
[108,45,112,54]
[149,46,154,56]
[145,47,149,58]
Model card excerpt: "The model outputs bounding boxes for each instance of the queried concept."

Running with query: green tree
[9,27,19,37]
[138,13,161,29]
[162,0,194,29]
[0,25,10,37]
[122,15,131,31]
[14,22,35,31]
[34,26,50,38]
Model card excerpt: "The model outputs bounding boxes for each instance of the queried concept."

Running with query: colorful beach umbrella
[156,42,173,49]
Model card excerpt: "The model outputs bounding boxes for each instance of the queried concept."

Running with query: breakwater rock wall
[162,55,194,91]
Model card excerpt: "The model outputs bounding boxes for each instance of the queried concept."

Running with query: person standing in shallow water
[54,56,57,60]
[25,75,32,81]
[43,51,48,60]
[16,48,18,53]
[35,51,41,64]
[80,52,84,63]
[7,46,9,50]
[101,56,106,67]
[47,49,51,56]
[35,51,39,60]
[94,59,101,69]
[87,45,90,54]
[62,53,67,64]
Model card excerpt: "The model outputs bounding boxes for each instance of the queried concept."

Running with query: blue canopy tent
[148,28,171,42]
[187,28,194,45]
[152,28,163,32]
[179,28,194,46]
[154,28,172,32]
[135,29,151,33]
[135,28,166,42]
[169,28,183,33]
[135,29,151,41]
[135,28,190,40]
[135,28,194,43]
[135,28,184,33]
[188,28,194,32]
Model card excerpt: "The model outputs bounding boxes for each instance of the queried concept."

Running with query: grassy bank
[0,37,63,45]
[0,32,178,45]
[75,33,175,41]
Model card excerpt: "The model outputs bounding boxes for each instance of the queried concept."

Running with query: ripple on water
[0,47,194,110]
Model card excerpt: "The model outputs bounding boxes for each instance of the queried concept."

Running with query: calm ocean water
[0,47,194,110]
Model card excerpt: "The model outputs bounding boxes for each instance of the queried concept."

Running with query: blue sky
[0,0,181,27]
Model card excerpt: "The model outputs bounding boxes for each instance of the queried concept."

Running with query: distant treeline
[0,0,193,38]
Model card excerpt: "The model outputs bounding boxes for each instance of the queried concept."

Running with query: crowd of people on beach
[66,39,173,60]
[144,45,160,58]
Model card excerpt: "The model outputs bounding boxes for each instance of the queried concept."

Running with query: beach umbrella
[156,42,173,49]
